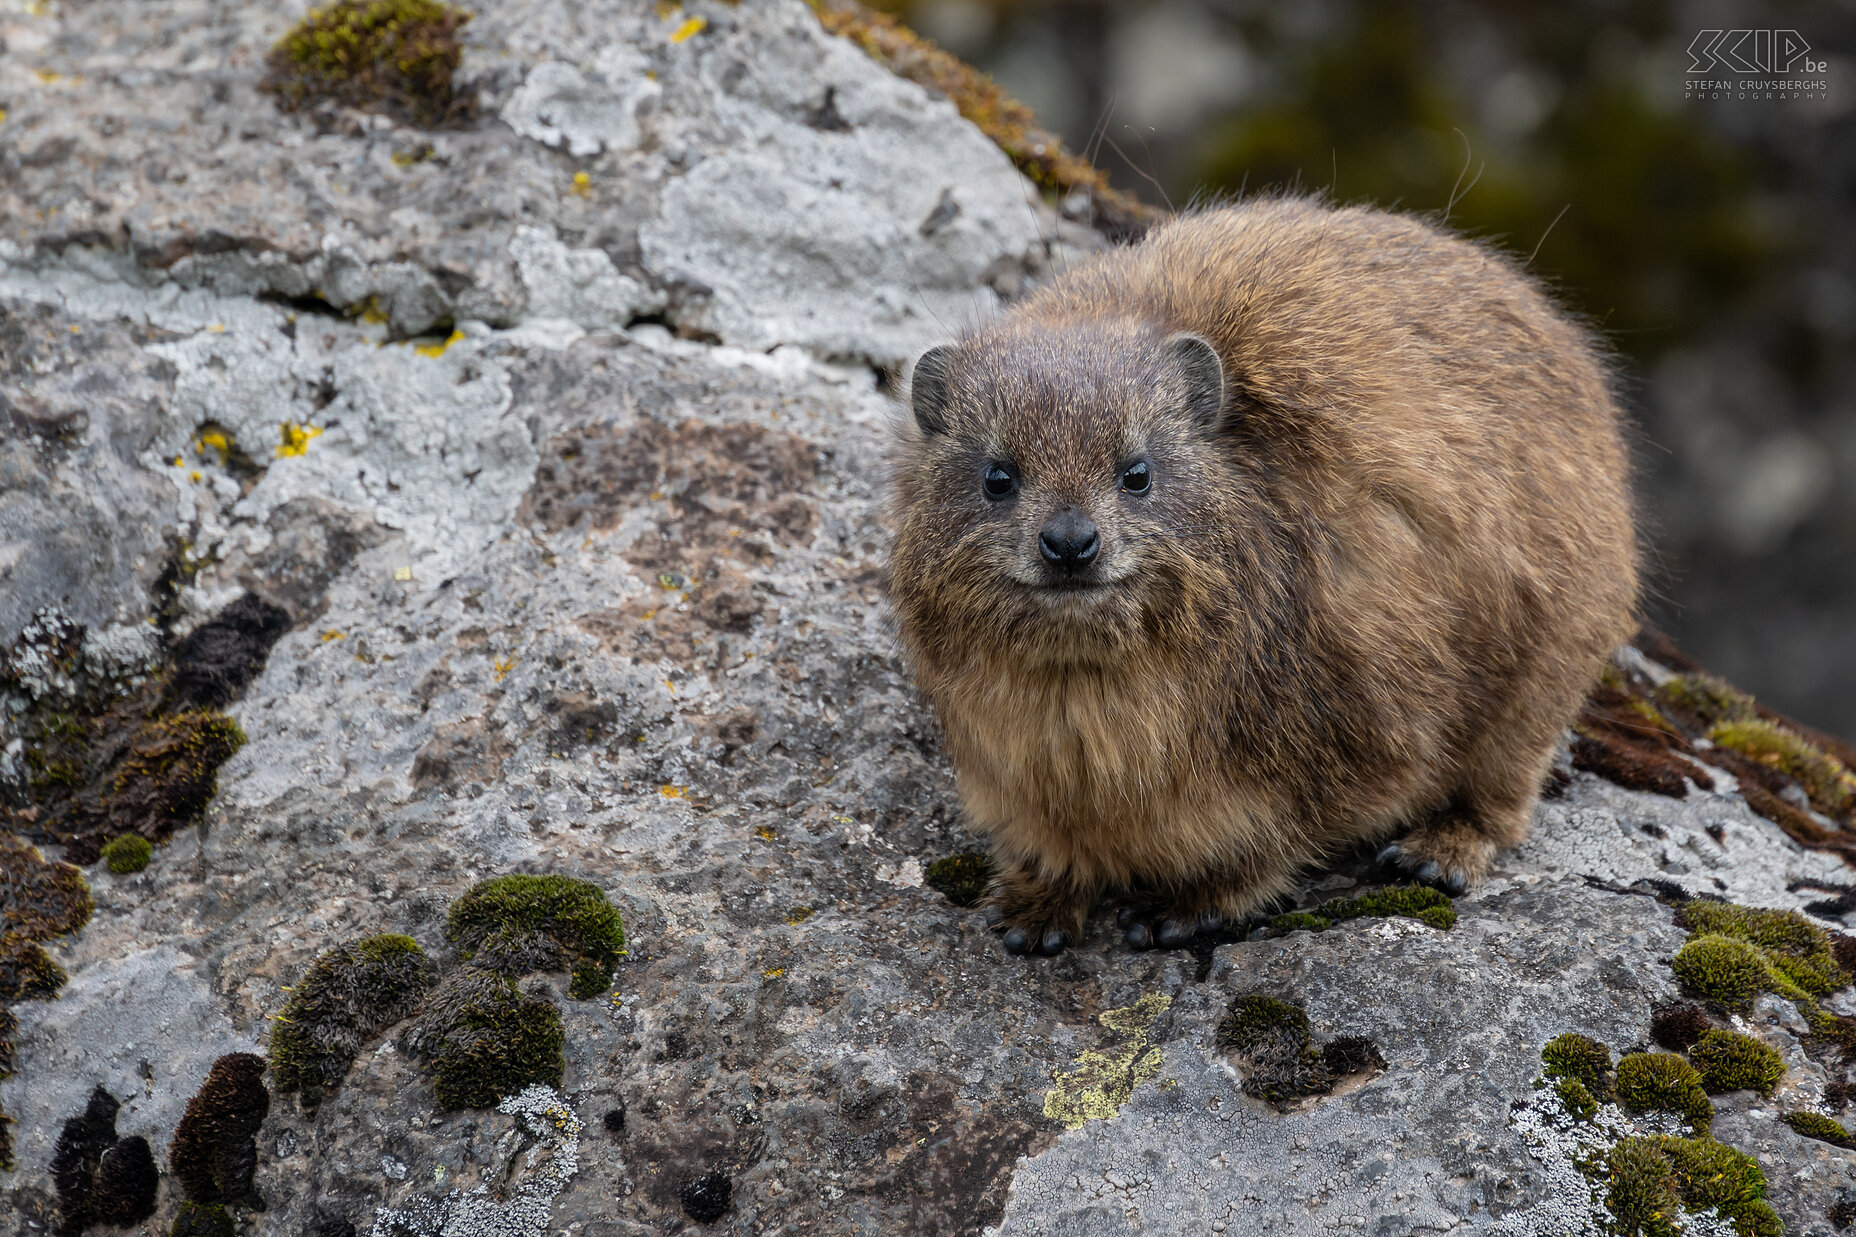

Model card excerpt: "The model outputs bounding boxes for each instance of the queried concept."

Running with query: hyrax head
[891,317,1245,653]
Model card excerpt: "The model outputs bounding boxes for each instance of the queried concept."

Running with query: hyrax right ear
[1165,333,1227,431]
[909,345,957,437]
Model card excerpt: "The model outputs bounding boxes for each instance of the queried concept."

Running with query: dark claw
[1414,860,1442,883]
[1116,905,1140,928]
[1037,928,1069,956]
[1376,844,1404,868]
[1198,912,1226,934]
[1001,926,1031,954]
[1156,919,1195,948]
[982,905,1004,927]
[1442,870,1468,896]
[1126,922,1155,950]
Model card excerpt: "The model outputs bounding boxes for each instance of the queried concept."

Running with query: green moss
[1541,1032,1612,1096]
[0,938,68,1001]
[1214,993,1380,1104]
[170,1201,234,1237]
[0,835,92,1001]
[103,711,246,841]
[1661,1136,1779,1236]
[1555,1076,1599,1122]
[399,970,563,1109]
[1784,1110,1855,1148]
[264,0,473,127]
[1672,935,1774,1010]
[447,873,624,1000]
[922,853,993,908]
[1615,1053,1712,1131]
[1709,719,1856,820]
[1264,886,1456,936]
[1217,995,1309,1054]
[1655,674,1757,726]
[100,834,152,875]
[1603,1137,1680,1237]
[269,933,435,1110]
[1681,900,1846,996]
[1688,1029,1785,1095]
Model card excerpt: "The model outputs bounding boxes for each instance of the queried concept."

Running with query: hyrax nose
[1038,509,1100,574]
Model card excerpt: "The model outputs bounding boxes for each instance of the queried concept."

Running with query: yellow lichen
[414,328,464,357]
[1043,994,1172,1130]
[492,657,517,682]
[570,171,592,196]
[276,422,322,457]
[669,15,706,42]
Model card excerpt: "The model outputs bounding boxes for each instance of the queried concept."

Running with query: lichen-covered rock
[6,0,1856,1234]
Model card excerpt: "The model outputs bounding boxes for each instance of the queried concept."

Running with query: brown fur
[886,197,1640,952]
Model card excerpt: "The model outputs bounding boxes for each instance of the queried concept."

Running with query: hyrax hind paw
[984,871,1091,957]
[1376,819,1498,896]
[1117,902,1227,951]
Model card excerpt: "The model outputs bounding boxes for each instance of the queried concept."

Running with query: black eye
[1120,460,1151,495]
[982,462,1018,500]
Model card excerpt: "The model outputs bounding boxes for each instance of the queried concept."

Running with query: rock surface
[5,2,1856,1236]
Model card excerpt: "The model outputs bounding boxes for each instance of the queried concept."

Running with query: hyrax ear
[909,345,957,437]
[1165,333,1227,431]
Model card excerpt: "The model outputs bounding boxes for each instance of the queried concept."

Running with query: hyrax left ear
[1165,333,1227,431]
[909,345,957,436]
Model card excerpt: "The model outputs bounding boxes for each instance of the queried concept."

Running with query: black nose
[1039,509,1100,574]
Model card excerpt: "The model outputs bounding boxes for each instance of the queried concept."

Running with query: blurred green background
[879,0,1856,736]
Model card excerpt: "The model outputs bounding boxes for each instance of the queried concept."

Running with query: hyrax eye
[982,462,1019,500]
[1120,460,1152,494]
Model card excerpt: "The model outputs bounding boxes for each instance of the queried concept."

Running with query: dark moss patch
[681,1170,733,1224]
[604,1104,626,1134]
[170,1053,269,1207]
[447,873,625,1000]
[1541,1032,1612,1096]
[1615,1053,1712,1131]
[1262,884,1455,936]
[264,0,475,128]
[808,0,1154,242]
[1785,1110,1856,1148]
[1216,993,1381,1104]
[100,834,151,874]
[1649,1002,1711,1052]
[269,933,435,1111]
[399,970,564,1109]
[0,834,93,1009]
[1602,1137,1680,1237]
[169,594,292,707]
[923,853,993,908]
[50,1086,158,1235]
[1688,1029,1785,1094]
[170,1202,235,1237]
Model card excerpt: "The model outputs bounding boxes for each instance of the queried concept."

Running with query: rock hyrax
[888,197,1639,955]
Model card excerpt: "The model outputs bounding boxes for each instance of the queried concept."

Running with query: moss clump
[1650,1002,1712,1052]
[1541,1032,1613,1096]
[0,835,93,1002]
[1688,1029,1785,1095]
[169,1202,234,1237]
[922,853,993,908]
[169,1053,268,1207]
[1215,993,1381,1104]
[1615,1053,1713,1130]
[1710,718,1856,821]
[269,933,435,1110]
[100,711,247,845]
[807,0,1154,240]
[1603,1137,1680,1237]
[1655,674,1757,727]
[48,1085,158,1232]
[399,970,564,1109]
[1661,1136,1780,1237]
[1784,1110,1855,1148]
[1681,900,1847,997]
[264,0,473,128]
[1672,935,1776,1010]
[447,873,625,1000]
[100,835,151,875]
[1555,1076,1600,1122]
[1265,885,1455,936]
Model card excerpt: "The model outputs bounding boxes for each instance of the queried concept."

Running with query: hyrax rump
[887,197,1639,956]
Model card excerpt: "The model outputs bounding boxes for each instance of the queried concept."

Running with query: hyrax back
[887,197,1638,955]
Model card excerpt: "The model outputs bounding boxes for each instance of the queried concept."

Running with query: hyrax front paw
[1376,819,1496,896]
[1116,902,1227,950]
[984,870,1090,957]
